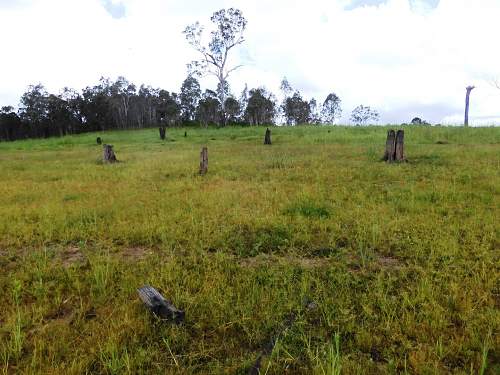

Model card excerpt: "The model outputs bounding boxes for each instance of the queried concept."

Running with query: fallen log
[137,285,185,324]
[103,144,117,163]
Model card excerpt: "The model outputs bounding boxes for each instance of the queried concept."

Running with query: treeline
[0,75,344,142]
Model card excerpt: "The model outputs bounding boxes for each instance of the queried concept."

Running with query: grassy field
[0,125,498,374]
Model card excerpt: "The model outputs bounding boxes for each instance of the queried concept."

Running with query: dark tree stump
[199,147,208,175]
[395,130,405,162]
[103,144,117,163]
[96,137,102,145]
[184,131,187,137]
[264,128,272,145]
[383,130,396,162]
[137,286,184,324]
[383,130,406,163]
[159,127,166,140]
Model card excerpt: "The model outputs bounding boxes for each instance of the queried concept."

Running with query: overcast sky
[1,0,499,125]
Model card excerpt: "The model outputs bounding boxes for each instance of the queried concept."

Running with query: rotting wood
[383,129,406,163]
[199,146,208,175]
[103,144,117,163]
[264,128,272,145]
[464,85,475,127]
[395,130,405,162]
[159,126,166,140]
[137,285,184,324]
[383,130,396,162]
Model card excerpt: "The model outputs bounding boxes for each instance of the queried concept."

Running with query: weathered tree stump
[159,127,166,140]
[383,130,396,162]
[264,128,272,145]
[464,85,475,127]
[137,286,184,324]
[96,137,102,145]
[383,130,406,162]
[103,144,117,163]
[199,147,208,175]
[184,131,187,137]
[395,130,405,162]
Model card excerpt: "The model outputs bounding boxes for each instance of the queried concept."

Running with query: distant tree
[46,94,73,137]
[80,79,114,132]
[245,88,276,125]
[136,85,159,127]
[280,77,293,99]
[409,117,430,126]
[350,105,379,125]
[224,97,241,124]
[410,117,422,125]
[309,98,321,125]
[278,77,293,124]
[59,87,84,133]
[157,90,181,126]
[321,93,342,124]
[0,106,23,141]
[19,84,50,137]
[109,76,136,128]
[239,84,249,116]
[283,91,310,125]
[180,75,201,123]
[196,90,220,127]
[184,8,247,126]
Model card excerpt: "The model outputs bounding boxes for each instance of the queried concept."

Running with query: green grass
[0,125,498,374]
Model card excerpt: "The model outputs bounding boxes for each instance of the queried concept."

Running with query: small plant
[9,279,23,360]
[284,198,330,219]
[90,256,111,298]
[479,330,492,375]
[316,333,341,375]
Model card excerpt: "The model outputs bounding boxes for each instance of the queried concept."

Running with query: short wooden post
[96,137,102,145]
[137,286,184,324]
[395,130,405,162]
[264,128,272,145]
[199,147,208,175]
[103,144,117,163]
[383,130,396,162]
[159,127,166,140]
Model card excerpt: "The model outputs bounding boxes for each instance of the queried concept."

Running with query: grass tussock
[0,125,499,374]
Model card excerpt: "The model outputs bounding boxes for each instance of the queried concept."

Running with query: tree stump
[184,131,187,137]
[137,286,184,324]
[395,130,405,162]
[199,147,208,175]
[103,144,117,163]
[264,128,272,145]
[383,130,396,162]
[96,137,102,145]
[464,85,475,127]
[159,127,166,140]
[383,130,406,163]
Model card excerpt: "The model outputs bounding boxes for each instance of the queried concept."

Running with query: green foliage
[0,125,498,374]
[284,198,331,219]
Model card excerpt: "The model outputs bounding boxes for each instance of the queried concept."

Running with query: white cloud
[1,0,499,125]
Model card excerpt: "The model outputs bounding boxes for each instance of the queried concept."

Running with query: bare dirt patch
[59,246,86,268]
[120,246,154,261]
[375,255,402,269]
